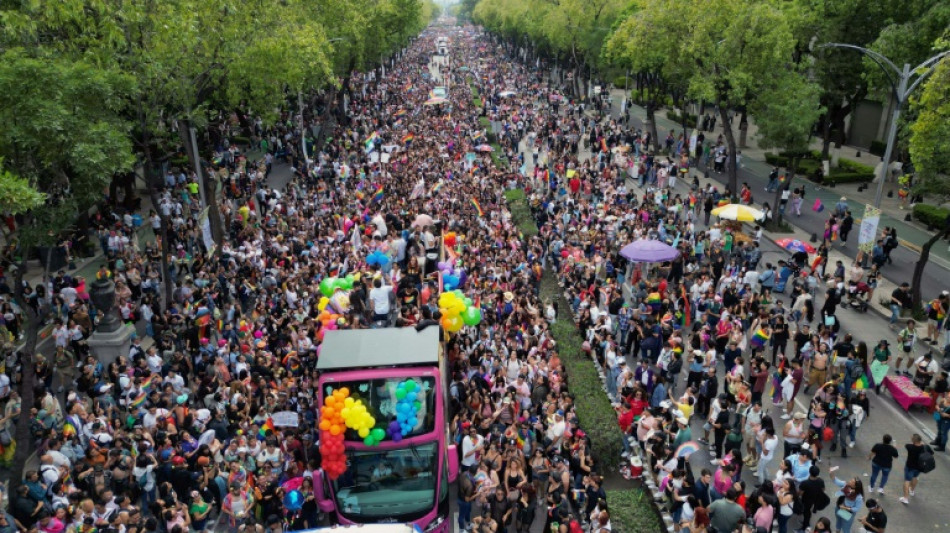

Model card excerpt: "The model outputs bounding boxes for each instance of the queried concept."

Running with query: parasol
[619,239,680,263]
[775,238,816,254]
[710,203,764,222]
[411,214,434,228]
[475,144,494,152]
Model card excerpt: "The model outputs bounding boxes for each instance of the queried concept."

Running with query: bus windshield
[324,377,436,439]
[333,442,438,520]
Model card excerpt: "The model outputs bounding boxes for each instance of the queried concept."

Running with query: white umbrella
[411,214,434,228]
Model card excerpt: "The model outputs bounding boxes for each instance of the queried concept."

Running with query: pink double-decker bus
[313,327,458,533]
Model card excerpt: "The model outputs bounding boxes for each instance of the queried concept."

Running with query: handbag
[836,508,853,522]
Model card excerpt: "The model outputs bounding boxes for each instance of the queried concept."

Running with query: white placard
[272,411,299,427]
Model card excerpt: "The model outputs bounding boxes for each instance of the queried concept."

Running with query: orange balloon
[330,424,343,436]
[319,420,331,431]
[339,387,350,397]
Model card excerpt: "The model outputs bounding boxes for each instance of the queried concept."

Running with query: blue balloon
[409,417,418,427]
[407,391,418,403]
[284,490,304,511]
[378,254,391,267]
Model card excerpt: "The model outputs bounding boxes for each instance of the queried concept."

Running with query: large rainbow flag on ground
[750,328,770,349]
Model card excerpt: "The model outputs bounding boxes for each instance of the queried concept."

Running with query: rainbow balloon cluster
[388,379,423,441]
[438,291,482,333]
[319,388,351,480]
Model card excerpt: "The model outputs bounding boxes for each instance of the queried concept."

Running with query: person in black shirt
[868,434,899,494]
[487,487,511,528]
[900,434,926,505]
[799,465,827,531]
[859,498,887,533]
[770,315,790,366]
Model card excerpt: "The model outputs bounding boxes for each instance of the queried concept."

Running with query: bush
[231,135,251,146]
[823,172,875,184]
[870,140,886,157]
[613,76,629,89]
[606,489,664,533]
[764,152,789,167]
[666,111,697,129]
[838,157,875,175]
[913,204,950,229]
[797,159,821,176]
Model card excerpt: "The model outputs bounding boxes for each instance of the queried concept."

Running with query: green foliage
[837,158,875,174]
[909,57,950,199]
[0,50,134,241]
[605,489,665,533]
[913,204,950,228]
[822,172,875,184]
[0,159,45,215]
[753,71,824,159]
[666,111,698,129]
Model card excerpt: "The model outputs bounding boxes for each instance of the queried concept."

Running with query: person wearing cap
[911,351,939,390]
[926,291,949,344]
[672,416,691,449]
[858,498,888,533]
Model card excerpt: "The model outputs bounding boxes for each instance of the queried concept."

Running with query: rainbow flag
[364,131,379,151]
[681,287,691,327]
[852,373,869,390]
[470,198,484,217]
[750,328,770,349]
[259,417,276,440]
[717,198,730,207]
[600,138,608,153]
[354,190,365,201]
[402,133,415,145]
[131,392,147,409]
[646,292,662,312]
[394,109,408,117]
[371,186,384,204]
[431,182,443,194]
[62,421,77,438]
[140,375,155,393]
[472,131,485,142]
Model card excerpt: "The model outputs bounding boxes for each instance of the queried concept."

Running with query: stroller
[845,280,870,312]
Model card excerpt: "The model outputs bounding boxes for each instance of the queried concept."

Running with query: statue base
[87,323,135,368]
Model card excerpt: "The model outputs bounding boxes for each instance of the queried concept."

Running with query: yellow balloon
[358,427,370,438]
[318,297,330,312]
[343,397,355,408]
[340,407,351,419]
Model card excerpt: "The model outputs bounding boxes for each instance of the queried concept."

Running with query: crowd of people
[0,21,947,533]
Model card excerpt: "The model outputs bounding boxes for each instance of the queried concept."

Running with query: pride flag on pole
[470,198,484,217]
[364,131,379,151]
[371,186,384,204]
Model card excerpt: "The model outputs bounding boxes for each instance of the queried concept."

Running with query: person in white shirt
[369,278,392,322]
[546,411,567,450]
[757,427,779,484]
[460,425,483,468]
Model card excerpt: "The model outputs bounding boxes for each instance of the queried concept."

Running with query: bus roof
[294,526,420,533]
[317,327,440,371]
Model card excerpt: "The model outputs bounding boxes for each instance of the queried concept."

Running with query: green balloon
[463,297,473,307]
[404,380,416,392]
[413,401,422,410]
[452,290,464,299]
[395,387,407,400]
[462,307,482,326]
[342,274,355,289]
[319,277,336,297]
[371,428,386,441]
[364,436,375,446]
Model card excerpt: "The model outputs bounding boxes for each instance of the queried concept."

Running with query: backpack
[667,357,683,375]
[848,361,864,381]
[918,446,936,473]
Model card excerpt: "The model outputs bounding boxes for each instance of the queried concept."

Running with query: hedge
[666,110,697,129]
[821,172,875,184]
[870,140,886,157]
[913,204,950,229]
[504,187,662,533]
[838,157,875,175]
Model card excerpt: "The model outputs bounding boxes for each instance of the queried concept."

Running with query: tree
[907,55,950,310]
[0,160,45,215]
[604,0,796,195]
[752,72,824,229]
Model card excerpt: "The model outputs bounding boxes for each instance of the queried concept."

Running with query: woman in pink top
[753,494,775,530]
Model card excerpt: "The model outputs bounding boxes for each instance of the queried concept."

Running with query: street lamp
[817,43,950,207]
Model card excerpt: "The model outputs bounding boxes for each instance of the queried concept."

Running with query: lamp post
[817,43,950,207]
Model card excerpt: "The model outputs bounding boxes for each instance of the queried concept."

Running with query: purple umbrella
[619,239,680,263]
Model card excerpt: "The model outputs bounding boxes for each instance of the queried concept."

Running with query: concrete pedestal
[87,323,135,368]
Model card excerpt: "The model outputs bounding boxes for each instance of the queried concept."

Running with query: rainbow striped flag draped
[470,198,484,217]
[371,186,385,204]
[62,421,77,438]
[131,392,147,409]
[681,287,691,327]
[364,131,379,151]
[402,133,415,145]
[646,292,662,312]
[852,373,869,390]
[750,328,770,349]
[600,138,608,153]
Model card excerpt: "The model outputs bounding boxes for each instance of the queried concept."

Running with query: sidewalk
[612,88,950,270]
